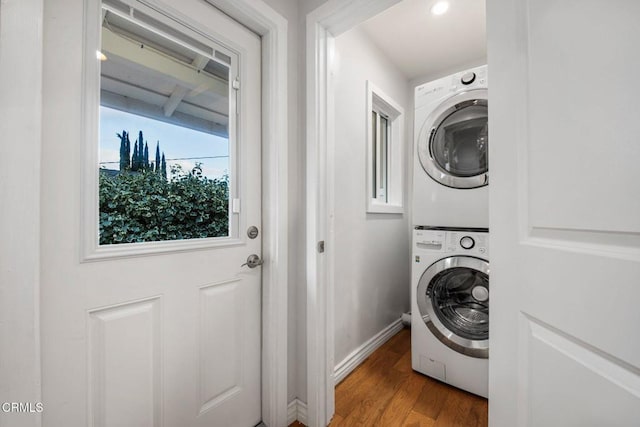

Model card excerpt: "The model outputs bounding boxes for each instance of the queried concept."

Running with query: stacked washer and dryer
[410,65,490,398]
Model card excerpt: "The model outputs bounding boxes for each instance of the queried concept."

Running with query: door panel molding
[198,279,243,414]
[523,314,640,392]
[88,296,163,427]
[520,314,640,426]
[527,228,640,261]
[525,0,640,236]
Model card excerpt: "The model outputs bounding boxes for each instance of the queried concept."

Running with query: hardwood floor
[290,328,488,427]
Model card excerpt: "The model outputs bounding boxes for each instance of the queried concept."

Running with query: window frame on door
[82,0,247,260]
[365,80,404,214]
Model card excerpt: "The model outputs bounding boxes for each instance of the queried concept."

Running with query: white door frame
[305,1,402,426]
[198,3,290,426]
[0,2,45,426]
[0,0,289,426]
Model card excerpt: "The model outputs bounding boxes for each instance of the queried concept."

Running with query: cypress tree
[124,132,131,170]
[132,144,139,172]
[155,142,161,174]
[137,131,144,171]
[143,142,149,171]
[161,154,167,180]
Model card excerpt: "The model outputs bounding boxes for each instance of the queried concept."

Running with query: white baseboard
[333,318,404,385]
[287,319,403,425]
[287,398,307,425]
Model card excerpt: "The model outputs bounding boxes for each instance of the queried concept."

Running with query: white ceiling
[358,0,486,81]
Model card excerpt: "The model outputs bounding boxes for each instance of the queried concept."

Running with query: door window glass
[430,104,488,177]
[428,266,489,341]
[98,3,233,245]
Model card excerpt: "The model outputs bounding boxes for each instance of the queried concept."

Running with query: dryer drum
[418,89,489,189]
[430,102,488,178]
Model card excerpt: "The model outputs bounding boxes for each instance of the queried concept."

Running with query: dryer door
[417,89,488,189]
[417,256,489,358]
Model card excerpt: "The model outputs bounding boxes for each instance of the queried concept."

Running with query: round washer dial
[460,236,475,250]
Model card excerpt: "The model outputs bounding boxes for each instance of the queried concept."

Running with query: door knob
[241,254,263,268]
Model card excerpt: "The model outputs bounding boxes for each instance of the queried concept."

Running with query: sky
[99,106,229,180]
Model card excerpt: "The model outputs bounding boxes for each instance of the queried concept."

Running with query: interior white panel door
[488,0,640,426]
[40,0,262,426]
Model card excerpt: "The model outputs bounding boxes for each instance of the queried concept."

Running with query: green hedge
[99,166,229,244]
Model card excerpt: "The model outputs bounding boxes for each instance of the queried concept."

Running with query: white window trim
[366,80,404,214]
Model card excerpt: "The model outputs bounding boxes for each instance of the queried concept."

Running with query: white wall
[332,27,411,365]
[0,2,44,426]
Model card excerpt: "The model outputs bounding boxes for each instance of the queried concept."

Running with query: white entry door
[489,0,640,426]
[40,0,262,426]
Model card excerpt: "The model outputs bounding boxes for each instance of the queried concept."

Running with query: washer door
[416,256,489,358]
[417,89,488,189]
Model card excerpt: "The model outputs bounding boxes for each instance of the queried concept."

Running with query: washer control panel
[447,231,488,256]
[414,229,446,252]
[459,235,475,249]
[414,229,489,257]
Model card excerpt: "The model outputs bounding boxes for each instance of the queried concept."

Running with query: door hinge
[317,240,325,253]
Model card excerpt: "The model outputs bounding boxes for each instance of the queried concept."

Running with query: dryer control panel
[414,65,487,110]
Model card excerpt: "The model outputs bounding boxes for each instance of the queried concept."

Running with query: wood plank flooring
[290,328,488,427]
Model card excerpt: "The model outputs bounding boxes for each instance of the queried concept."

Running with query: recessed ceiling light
[431,1,450,15]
